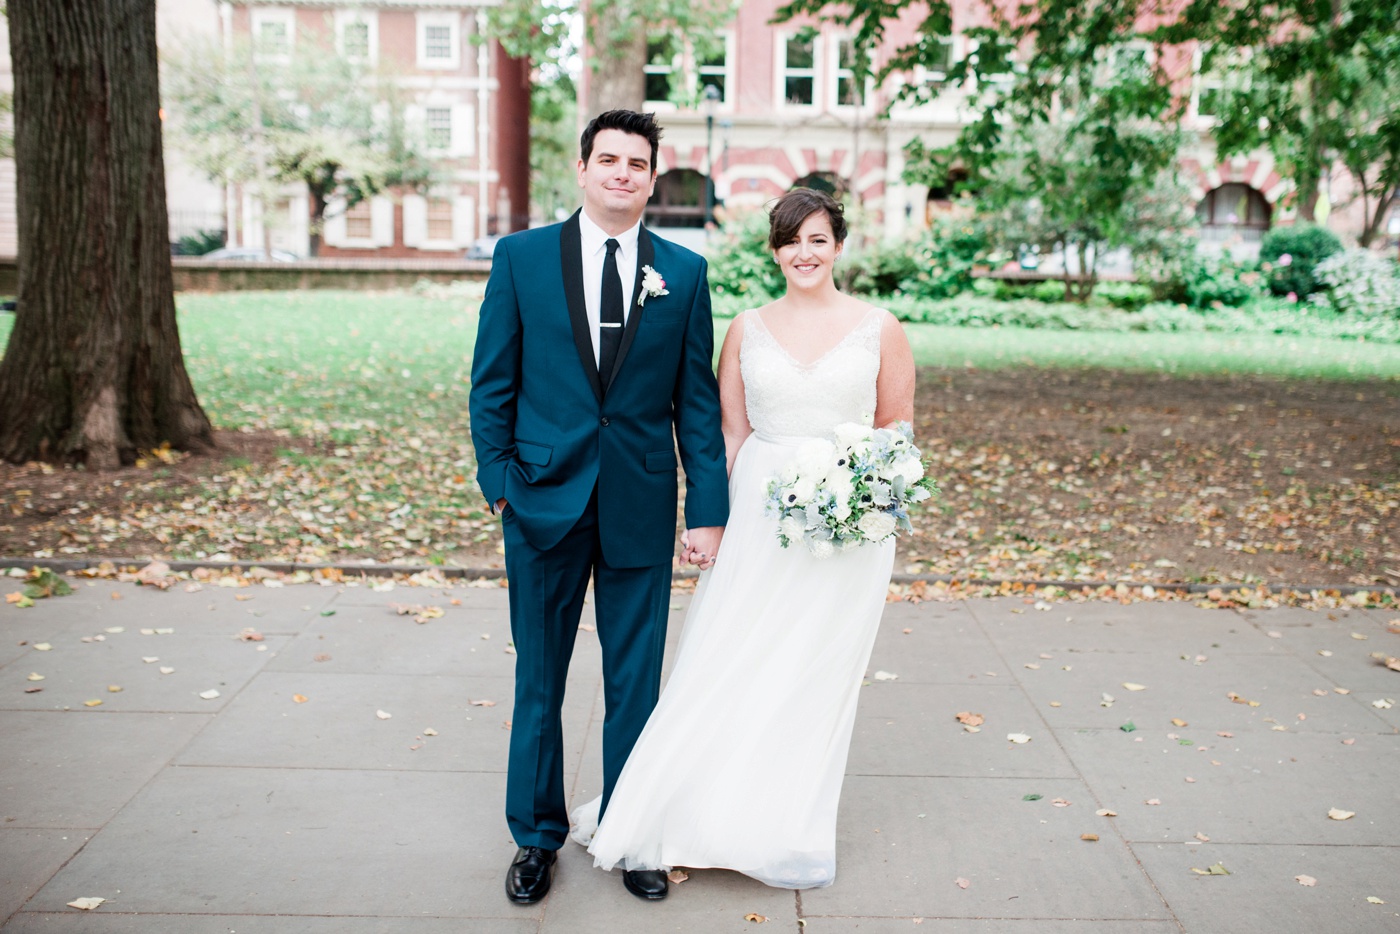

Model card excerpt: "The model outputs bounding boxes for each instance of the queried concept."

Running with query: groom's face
[577,129,657,225]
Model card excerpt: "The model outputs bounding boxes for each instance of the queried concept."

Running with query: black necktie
[598,238,624,391]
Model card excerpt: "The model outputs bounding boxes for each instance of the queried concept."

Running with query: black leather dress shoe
[505,846,557,904]
[623,868,669,900]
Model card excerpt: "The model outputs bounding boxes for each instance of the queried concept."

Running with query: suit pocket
[645,449,677,472]
[515,440,552,466]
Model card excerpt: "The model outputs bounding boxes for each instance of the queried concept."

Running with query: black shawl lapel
[606,225,656,393]
[560,210,603,403]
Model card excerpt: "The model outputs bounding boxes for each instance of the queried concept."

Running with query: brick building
[639,0,1386,253]
[221,0,529,258]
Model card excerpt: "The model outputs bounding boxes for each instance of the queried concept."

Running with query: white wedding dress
[571,306,897,889]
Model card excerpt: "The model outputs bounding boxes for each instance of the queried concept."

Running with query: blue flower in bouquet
[765,421,939,557]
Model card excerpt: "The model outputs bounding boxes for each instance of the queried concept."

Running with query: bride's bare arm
[873,311,915,428]
[717,314,752,476]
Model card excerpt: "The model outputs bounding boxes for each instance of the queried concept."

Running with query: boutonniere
[638,265,669,307]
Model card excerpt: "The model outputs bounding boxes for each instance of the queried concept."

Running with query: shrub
[1182,251,1262,309]
[902,215,989,300]
[1310,249,1400,318]
[1091,281,1154,312]
[175,228,226,256]
[1259,224,1343,298]
[703,209,784,304]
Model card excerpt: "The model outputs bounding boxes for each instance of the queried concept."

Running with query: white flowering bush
[765,422,938,558]
[1311,249,1400,318]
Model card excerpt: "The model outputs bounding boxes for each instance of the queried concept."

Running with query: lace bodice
[740,307,883,439]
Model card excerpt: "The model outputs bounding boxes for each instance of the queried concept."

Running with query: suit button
[600,417,610,427]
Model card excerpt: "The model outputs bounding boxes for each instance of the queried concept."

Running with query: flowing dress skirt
[572,430,896,889]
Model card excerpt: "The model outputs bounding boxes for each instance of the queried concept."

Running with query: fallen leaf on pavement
[1217,731,1234,737]
[1296,875,1317,886]
[293,694,309,704]
[1226,692,1260,707]
[67,897,105,910]
[141,656,158,664]
[1145,798,1161,806]
[955,711,984,727]
[1373,698,1395,709]
[33,643,51,651]
[376,709,392,720]
[1171,718,1188,727]
[469,699,497,707]
[199,689,220,700]
[1081,833,1099,842]
[1051,798,1071,807]
[1101,693,1115,707]
[1096,809,1117,817]
[1195,832,1210,842]
[667,870,689,884]
[1351,632,1368,640]
[1327,808,1355,821]
[1369,654,1400,672]
[107,685,122,693]
[1342,738,1356,745]
[26,673,43,681]
[1190,863,1230,875]
[955,877,970,889]
[1367,896,1385,904]
[873,670,899,681]
[423,727,438,735]
[1007,733,1031,744]
[83,699,102,707]
[744,913,768,923]
[238,628,264,642]
[159,667,174,675]
[1120,721,1136,733]
[1122,682,1147,691]
[1318,650,1333,657]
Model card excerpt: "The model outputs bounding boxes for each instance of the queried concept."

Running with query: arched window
[792,171,845,196]
[645,169,708,228]
[1196,183,1271,243]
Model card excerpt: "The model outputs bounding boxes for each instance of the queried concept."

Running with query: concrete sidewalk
[1,575,1397,933]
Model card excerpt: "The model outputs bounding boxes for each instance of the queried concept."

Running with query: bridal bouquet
[765,421,938,558]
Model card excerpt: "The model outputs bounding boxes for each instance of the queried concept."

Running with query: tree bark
[587,1,647,113]
[0,0,212,468]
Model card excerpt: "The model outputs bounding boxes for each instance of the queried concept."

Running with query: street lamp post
[702,83,721,230]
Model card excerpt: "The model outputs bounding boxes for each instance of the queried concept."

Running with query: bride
[572,187,916,896]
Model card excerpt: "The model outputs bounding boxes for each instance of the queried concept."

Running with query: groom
[469,110,728,904]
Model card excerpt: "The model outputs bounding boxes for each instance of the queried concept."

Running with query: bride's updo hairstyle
[767,188,848,251]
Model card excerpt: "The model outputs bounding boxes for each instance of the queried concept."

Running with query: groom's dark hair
[580,110,662,172]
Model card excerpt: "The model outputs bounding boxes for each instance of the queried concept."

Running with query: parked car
[464,235,502,261]
[200,247,301,262]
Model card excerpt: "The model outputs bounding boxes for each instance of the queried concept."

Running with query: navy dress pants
[501,490,672,849]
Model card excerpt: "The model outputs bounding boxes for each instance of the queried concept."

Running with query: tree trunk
[0,0,213,468]
[587,2,647,113]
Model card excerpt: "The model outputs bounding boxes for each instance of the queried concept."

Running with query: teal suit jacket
[469,211,729,567]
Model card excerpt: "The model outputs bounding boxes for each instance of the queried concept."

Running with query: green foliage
[703,208,785,303]
[175,229,226,257]
[1159,0,1400,244]
[1259,225,1343,298]
[530,71,579,223]
[903,215,990,300]
[1180,251,1264,309]
[1311,249,1400,318]
[162,34,432,250]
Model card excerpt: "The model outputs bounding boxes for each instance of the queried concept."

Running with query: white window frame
[698,32,735,108]
[968,38,1015,91]
[424,106,453,152]
[416,12,461,70]
[776,32,821,110]
[251,6,295,63]
[913,36,957,91]
[643,34,679,108]
[403,190,466,251]
[335,9,378,65]
[643,31,734,110]
[831,35,875,112]
[1191,44,1242,125]
[324,194,394,250]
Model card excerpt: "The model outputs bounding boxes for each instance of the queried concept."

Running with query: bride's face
[774,211,842,289]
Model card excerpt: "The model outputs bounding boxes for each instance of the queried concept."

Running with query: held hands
[681,526,723,571]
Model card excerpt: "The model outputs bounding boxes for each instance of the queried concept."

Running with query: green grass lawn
[1,290,1395,574]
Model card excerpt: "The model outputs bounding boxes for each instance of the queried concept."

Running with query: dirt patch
[1,370,1395,586]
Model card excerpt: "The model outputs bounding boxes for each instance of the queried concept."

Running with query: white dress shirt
[578,208,640,368]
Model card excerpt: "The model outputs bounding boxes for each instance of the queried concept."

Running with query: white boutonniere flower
[638,265,669,306]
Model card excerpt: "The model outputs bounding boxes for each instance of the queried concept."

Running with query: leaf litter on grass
[0,294,1395,593]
